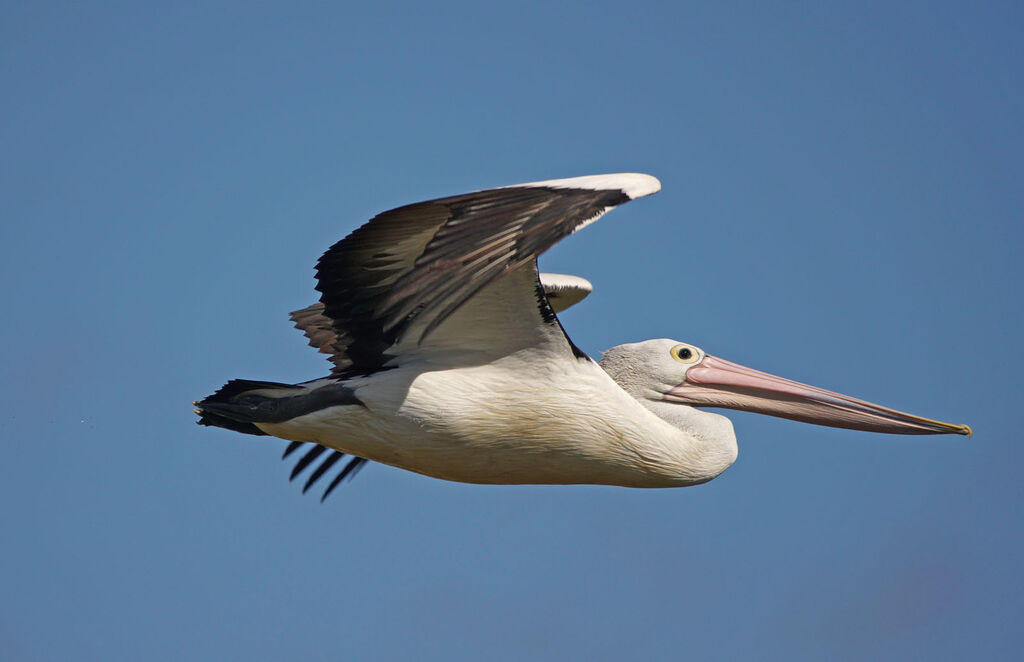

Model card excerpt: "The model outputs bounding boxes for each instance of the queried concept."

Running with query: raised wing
[308,173,660,375]
[290,272,594,358]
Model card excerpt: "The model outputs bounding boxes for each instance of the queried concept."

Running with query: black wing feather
[303,451,344,493]
[313,185,628,375]
[289,445,327,481]
[280,442,369,500]
[321,457,368,502]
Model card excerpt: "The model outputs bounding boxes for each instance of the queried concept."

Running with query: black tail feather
[202,379,302,404]
[196,412,269,436]
[194,379,303,436]
[195,380,369,498]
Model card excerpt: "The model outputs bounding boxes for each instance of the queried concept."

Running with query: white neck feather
[632,399,738,485]
[598,350,738,485]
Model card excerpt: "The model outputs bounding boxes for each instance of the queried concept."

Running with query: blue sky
[2,2,1021,660]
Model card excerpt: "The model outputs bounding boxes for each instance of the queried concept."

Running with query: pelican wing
[307,173,660,375]
[290,272,594,357]
[538,273,593,314]
[289,303,337,357]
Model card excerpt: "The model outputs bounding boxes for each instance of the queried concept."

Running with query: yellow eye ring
[670,344,700,363]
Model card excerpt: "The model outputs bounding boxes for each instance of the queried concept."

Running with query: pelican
[195,173,970,500]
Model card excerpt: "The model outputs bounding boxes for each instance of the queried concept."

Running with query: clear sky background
[2,2,1022,660]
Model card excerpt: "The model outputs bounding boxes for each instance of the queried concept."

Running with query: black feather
[321,457,368,502]
[312,185,628,375]
[303,451,344,493]
[289,445,327,481]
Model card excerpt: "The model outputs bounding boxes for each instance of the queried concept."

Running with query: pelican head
[601,338,971,436]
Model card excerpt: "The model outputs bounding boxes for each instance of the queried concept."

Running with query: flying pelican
[195,173,970,500]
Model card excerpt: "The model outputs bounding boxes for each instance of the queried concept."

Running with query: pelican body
[195,174,969,499]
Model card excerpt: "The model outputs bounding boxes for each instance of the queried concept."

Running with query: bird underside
[193,174,736,498]
[196,172,969,500]
[207,339,733,494]
[197,263,632,499]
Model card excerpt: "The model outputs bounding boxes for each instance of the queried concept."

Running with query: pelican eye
[670,344,699,363]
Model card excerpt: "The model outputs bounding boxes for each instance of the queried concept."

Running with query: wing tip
[511,173,661,200]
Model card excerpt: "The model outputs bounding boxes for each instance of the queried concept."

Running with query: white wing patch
[539,273,593,313]
[505,173,662,200]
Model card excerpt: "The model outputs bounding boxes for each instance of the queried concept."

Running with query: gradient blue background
[2,2,1021,660]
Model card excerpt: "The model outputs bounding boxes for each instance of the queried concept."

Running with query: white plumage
[196,173,969,499]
